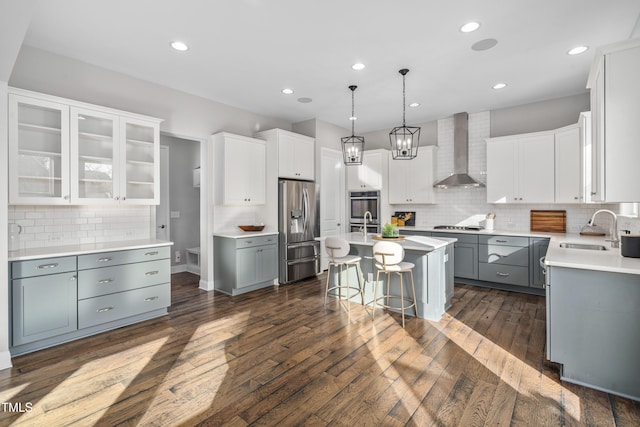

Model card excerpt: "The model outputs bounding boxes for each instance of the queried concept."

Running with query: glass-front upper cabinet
[120,117,159,204]
[70,107,119,204]
[9,94,70,204]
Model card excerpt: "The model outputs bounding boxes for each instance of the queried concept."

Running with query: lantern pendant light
[341,85,365,166]
[389,68,420,160]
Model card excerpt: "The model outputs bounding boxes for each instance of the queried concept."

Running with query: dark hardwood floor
[0,272,638,426]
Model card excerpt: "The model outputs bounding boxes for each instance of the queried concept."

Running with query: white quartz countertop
[8,239,173,262]
[213,230,279,239]
[545,234,640,275]
[341,232,455,251]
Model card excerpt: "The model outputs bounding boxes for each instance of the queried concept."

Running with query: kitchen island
[330,232,456,321]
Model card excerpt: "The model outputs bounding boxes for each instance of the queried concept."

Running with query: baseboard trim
[199,279,214,291]
[171,264,188,274]
[0,350,13,371]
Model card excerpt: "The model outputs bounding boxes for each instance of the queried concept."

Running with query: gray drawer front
[235,235,278,249]
[430,232,478,244]
[11,256,77,279]
[78,283,170,329]
[478,244,529,267]
[479,263,529,287]
[78,246,170,270]
[400,230,431,237]
[78,259,170,299]
[479,235,529,247]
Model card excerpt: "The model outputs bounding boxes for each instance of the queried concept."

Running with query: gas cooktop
[433,225,485,231]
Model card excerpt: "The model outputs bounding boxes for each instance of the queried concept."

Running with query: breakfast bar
[329,232,456,321]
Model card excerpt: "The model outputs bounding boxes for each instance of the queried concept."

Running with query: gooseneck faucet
[589,209,619,248]
[363,211,373,237]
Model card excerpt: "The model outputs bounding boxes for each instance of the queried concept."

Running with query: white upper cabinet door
[70,107,120,204]
[277,132,315,180]
[347,150,383,190]
[9,94,70,204]
[518,134,555,203]
[388,146,436,204]
[487,133,554,203]
[555,125,582,203]
[486,138,517,203]
[119,117,160,204]
[214,133,266,205]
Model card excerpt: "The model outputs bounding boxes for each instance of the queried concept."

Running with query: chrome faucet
[363,211,373,237]
[589,209,619,248]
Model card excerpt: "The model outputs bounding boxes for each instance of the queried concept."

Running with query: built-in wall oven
[349,190,380,233]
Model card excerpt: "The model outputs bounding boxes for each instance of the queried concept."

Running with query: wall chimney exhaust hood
[433,112,485,189]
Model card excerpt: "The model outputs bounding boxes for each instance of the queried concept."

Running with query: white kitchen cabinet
[388,146,436,204]
[554,124,583,203]
[347,150,385,191]
[9,93,70,204]
[212,132,266,205]
[486,133,555,203]
[255,128,315,180]
[587,39,640,202]
[9,88,162,205]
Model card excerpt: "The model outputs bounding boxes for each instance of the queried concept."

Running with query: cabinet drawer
[478,244,529,267]
[479,263,529,287]
[479,235,529,247]
[235,235,278,249]
[78,283,170,329]
[78,246,170,270]
[78,259,170,299]
[430,232,478,244]
[11,256,77,279]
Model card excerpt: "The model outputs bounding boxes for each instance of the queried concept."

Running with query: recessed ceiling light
[352,63,365,70]
[409,102,420,108]
[349,116,357,121]
[460,22,481,33]
[567,46,588,55]
[493,83,507,90]
[281,88,294,95]
[472,38,498,51]
[170,41,189,51]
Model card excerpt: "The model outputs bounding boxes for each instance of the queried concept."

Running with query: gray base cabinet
[10,245,171,355]
[431,232,479,280]
[11,256,78,346]
[214,235,278,295]
[478,235,529,287]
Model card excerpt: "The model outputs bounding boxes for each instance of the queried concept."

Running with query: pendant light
[341,85,365,166]
[389,68,420,160]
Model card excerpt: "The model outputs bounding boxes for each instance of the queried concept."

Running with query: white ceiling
[20,0,640,133]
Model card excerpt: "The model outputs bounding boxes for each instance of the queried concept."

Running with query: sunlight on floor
[0,382,30,403]
[432,313,581,421]
[137,310,251,425]
[15,336,168,425]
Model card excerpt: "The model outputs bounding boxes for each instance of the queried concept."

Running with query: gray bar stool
[324,237,364,315]
[372,241,418,328]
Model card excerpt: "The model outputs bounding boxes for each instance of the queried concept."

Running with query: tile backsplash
[8,205,153,250]
[391,111,640,235]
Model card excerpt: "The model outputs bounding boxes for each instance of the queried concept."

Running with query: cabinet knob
[64,195,70,200]
[574,196,579,200]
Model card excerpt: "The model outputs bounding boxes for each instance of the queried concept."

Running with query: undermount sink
[559,242,607,251]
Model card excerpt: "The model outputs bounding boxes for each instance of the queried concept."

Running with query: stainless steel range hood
[433,112,485,188]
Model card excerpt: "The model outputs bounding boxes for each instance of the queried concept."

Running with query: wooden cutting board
[530,210,566,233]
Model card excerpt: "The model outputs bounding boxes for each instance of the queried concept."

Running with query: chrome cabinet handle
[495,239,508,243]
[145,270,159,275]
[145,251,159,256]
[97,306,114,313]
[144,296,159,302]
[98,279,113,284]
[97,257,113,263]
[37,263,59,269]
[496,272,510,277]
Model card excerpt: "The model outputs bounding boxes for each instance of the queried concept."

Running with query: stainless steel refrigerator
[278,179,320,284]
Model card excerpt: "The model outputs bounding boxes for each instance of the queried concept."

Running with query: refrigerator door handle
[287,255,320,266]
[302,187,309,236]
[287,241,318,250]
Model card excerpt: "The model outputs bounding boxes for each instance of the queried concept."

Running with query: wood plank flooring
[0,272,638,426]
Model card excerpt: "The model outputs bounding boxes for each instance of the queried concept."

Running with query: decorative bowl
[238,225,265,232]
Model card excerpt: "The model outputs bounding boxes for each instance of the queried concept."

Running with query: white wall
[0,82,11,369]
